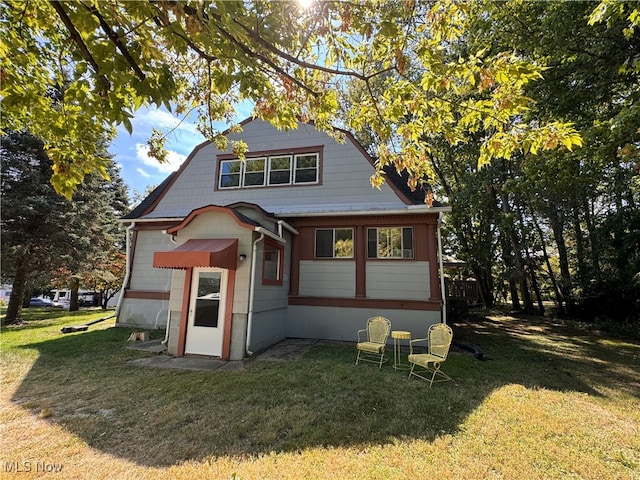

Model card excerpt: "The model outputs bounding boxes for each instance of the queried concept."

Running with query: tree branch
[49,1,110,96]
[80,1,146,81]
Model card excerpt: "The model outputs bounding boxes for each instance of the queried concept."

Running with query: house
[117,118,451,361]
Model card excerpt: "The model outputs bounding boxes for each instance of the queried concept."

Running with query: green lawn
[1,309,638,479]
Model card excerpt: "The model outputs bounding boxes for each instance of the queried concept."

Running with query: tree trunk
[583,197,601,282]
[549,207,575,315]
[3,259,30,324]
[531,210,565,315]
[572,206,588,284]
[527,261,545,315]
[498,191,534,312]
[69,277,80,311]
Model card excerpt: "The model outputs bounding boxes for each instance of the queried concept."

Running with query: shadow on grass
[8,314,640,467]
[1,308,113,331]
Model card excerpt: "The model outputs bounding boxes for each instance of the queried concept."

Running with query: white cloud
[133,107,200,135]
[136,168,151,178]
[135,143,186,173]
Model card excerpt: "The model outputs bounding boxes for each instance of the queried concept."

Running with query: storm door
[185,268,227,356]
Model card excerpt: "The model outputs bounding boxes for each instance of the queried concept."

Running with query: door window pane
[194,271,221,327]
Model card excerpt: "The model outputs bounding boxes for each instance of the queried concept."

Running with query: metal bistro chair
[355,316,392,368]
[408,323,454,387]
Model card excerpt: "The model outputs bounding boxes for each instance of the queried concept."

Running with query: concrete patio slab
[125,338,324,371]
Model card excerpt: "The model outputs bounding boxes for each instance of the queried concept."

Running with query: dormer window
[218,151,320,189]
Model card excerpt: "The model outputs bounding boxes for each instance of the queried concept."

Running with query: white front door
[185,268,227,356]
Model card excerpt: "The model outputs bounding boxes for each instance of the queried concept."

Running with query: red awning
[153,238,239,270]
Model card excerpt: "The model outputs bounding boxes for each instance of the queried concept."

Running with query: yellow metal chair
[408,323,454,386]
[356,316,392,368]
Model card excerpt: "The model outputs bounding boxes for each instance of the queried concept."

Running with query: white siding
[172,211,255,314]
[148,119,407,218]
[130,230,173,291]
[118,298,168,330]
[366,261,430,300]
[298,260,355,297]
[247,232,291,354]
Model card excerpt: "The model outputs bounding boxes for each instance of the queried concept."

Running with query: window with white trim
[315,228,354,258]
[367,227,414,259]
[244,157,266,187]
[294,153,318,183]
[268,155,292,185]
[219,152,319,189]
[219,159,242,188]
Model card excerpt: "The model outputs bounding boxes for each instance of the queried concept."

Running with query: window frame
[367,227,414,259]
[262,239,284,285]
[217,150,320,190]
[267,155,293,186]
[293,153,319,184]
[219,159,242,189]
[314,228,354,259]
[243,157,267,188]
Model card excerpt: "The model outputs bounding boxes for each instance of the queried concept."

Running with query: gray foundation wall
[286,305,442,343]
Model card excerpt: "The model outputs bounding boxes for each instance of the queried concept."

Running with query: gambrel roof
[121,117,445,222]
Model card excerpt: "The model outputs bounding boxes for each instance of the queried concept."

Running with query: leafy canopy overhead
[1,0,583,198]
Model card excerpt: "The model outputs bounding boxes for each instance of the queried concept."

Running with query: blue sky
[109,104,252,203]
[109,107,205,200]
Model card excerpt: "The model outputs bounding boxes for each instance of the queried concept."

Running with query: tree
[49,155,129,311]
[1,131,129,322]
[465,0,640,319]
[0,131,71,322]
[1,0,581,198]
[84,251,127,310]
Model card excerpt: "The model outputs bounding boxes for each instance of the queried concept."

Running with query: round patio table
[391,330,411,370]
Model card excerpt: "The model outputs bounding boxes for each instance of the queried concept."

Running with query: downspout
[278,219,299,236]
[115,221,135,320]
[161,232,177,346]
[245,233,265,356]
[437,211,447,324]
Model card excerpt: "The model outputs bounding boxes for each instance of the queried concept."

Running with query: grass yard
[1,309,639,479]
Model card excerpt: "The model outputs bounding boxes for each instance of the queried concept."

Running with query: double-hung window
[219,158,266,188]
[293,153,318,184]
[367,227,414,259]
[244,158,266,187]
[219,160,242,188]
[219,152,319,189]
[315,228,354,258]
[268,155,292,185]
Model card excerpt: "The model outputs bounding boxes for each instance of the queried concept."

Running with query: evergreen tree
[1,132,129,322]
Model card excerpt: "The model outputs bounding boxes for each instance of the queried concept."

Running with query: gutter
[277,219,299,236]
[246,222,295,356]
[161,233,178,346]
[245,233,265,356]
[276,205,452,218]
[118,217,183,223]
[437,211,447,324]
[115,221,135,320]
